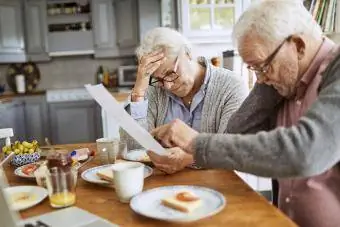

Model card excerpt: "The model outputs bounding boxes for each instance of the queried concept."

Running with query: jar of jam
[46,150,72,172]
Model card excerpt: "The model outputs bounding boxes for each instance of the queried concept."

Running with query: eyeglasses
[247,35,292,78]
[149,54,180,87]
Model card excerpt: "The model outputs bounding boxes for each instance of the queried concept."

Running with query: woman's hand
[132,49,166,101]
[150,119,198,153]
[147,147,193,174]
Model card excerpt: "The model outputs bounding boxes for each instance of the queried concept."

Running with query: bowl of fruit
[2,140,41,167]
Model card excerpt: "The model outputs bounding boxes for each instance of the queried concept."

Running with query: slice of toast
[162,192,202,213]
[96,168,113,182]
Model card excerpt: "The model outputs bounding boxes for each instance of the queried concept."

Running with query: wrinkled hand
[133,49,166,98]
[147,147,193,174]
[151,119,198,153]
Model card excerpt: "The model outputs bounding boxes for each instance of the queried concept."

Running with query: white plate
[122,149,151,163]
[130,185,226,223]
[81,163,153,186]
[4,186,48,211]
[14,163,38,179]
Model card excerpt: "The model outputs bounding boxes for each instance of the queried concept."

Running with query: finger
[147,150,164,163]
[151,124,170,137]
[143,52,165,66]
[155,163,175,174]
[156,128,174,148]
[144,62,162,75]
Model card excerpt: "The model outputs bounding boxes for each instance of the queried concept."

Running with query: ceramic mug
[112,162,144,203]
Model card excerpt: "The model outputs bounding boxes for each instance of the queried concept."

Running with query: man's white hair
[136,27,192,60]
[232,0,322,46]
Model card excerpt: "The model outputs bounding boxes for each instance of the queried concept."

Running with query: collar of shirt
[166,57,212,108]
[295,37,335,100]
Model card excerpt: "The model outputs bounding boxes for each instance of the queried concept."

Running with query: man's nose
[256,73,269,84]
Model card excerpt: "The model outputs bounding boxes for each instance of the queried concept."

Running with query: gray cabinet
[0,0,26,63]
[114,0,138,56]
[91,0,118,58]
[0,100,26,143]
[49,101,102,144]
[137,0,162,41]
[24,0,50,62]
[24,96,49,144]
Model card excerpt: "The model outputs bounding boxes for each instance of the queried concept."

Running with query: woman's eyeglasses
[149,55,180,87]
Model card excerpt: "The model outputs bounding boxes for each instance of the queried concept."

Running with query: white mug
[112,162,144,203]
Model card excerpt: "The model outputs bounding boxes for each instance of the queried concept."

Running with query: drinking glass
[96,138,127,164]
[45,167,77,208]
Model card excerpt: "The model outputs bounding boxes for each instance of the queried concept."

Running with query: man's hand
[150,119,198,153]
[147,147,193,174]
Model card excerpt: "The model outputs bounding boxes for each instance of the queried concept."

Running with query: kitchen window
[179,0,252,43]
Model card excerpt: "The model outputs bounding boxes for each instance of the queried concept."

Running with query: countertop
[0,90,46,99]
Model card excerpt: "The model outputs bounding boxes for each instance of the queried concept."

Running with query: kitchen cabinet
[49,101,102,144]
[114,0,139,56]
[137,0,162,41]
[0,100,26,145]
[91,0,119,58]
[24,0,50,62]
[24,96,49,144]
[0,0,26,63]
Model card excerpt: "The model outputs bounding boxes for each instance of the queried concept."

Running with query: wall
[0,55,136,91]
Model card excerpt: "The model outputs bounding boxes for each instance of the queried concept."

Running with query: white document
[85,84,167,155]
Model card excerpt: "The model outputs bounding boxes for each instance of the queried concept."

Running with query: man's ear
[290,35,306,60]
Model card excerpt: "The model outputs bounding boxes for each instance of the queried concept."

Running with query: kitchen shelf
[48,13,91,24]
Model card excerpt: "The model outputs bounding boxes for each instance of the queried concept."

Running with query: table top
[5,143,297,227]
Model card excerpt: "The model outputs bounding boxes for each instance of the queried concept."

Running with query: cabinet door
[49,101,102,144]
[24,96,49,144]
[137,0,161,41]
[114,0,138,56]
[91,0,118,58]
[0,100,26,144]
[0,0,26,63]
[24,0,50,62]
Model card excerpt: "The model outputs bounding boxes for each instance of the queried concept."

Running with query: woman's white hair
[136,27,192,60]
[232,0,322,46]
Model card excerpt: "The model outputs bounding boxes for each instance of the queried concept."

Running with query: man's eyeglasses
[247,35,292,77]
[149,55,180,87]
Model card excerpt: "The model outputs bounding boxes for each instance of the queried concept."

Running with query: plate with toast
[81,163,153,186]
[121,149,152,164]
[130,185,226,223]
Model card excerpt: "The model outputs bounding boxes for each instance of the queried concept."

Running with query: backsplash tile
[0,55,136,90]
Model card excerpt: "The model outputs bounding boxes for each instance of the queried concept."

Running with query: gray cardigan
[121,62,248,150]
[194,52,340,178]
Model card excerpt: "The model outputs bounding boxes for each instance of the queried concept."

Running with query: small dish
[4,186,48,211]
[122,149,151,164]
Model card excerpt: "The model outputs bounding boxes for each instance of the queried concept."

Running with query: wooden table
[5,143,297,227]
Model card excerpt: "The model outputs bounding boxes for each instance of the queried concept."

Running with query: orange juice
[49,192,76,208]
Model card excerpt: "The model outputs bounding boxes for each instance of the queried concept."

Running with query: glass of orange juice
[45,167,77,208]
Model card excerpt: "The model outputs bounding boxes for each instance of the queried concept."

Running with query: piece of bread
[162,191,202,213]
[96,168,113,182]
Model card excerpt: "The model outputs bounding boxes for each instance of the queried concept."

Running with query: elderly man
[148,1,340,227]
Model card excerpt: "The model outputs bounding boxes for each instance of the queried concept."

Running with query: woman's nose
[163,81,173,90]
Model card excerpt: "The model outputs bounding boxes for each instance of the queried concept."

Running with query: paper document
[85,84,167,155]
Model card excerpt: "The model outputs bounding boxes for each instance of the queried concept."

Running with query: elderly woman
[121,27,248,173]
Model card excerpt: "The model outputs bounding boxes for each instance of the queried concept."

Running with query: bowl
[9,152,41,167]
